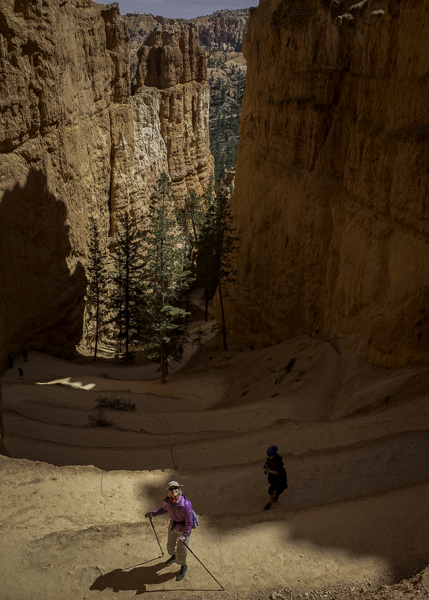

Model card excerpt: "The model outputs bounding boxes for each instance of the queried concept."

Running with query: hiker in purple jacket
[145,480,193,581]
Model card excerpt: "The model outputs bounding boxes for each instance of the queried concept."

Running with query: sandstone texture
[135,24,214,200]
[2,339,429,597]
[123,9,248,52]
[0,1,213,365]
[124,10,248,84]
[195,12,248,52]
[0,0,132,363]
[122,12,165,49]
[227,0,429,368]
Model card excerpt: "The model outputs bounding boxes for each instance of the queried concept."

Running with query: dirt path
[1,333,429,599]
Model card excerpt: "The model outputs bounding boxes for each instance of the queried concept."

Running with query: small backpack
[184,496,199,529]
[191,509,199,529]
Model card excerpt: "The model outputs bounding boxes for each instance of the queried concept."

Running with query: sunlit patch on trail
[36,377,96,390]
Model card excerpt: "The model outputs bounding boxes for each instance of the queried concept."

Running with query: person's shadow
[90,561,178,595]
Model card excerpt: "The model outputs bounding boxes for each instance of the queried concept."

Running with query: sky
[117,0,252,19]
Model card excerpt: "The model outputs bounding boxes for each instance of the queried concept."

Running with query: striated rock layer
[195,12,247,52]
[124,10,248,83]
[0,0,213,363]
[0,0,137,362]
[135,23,213,201]
[123,9,248,52]
[226,0,429,368]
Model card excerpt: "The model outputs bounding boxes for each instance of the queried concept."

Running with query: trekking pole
[184,543,224,591]
[149,516,164,557]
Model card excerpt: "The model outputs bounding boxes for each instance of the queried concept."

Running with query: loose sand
[1,315,429,599]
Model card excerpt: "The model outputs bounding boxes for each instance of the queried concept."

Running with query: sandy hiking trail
[1,329,429,600]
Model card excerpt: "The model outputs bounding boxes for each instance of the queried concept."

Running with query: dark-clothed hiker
[263,444,288,511]
[145,481,193,582]
[22,346,29,362]
[18,368,24,380]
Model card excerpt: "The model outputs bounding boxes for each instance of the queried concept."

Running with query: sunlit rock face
[226,0,429,368]
[123,10,248,53]
[135,24,214,202]
[0,2,214,366]
[196,14,247,51]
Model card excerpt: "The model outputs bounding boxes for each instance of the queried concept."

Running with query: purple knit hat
[266,445,278,456]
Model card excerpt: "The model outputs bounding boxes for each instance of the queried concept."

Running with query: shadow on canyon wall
[0,168,86,368]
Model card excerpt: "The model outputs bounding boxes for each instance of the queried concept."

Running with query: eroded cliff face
[0,0,134,361]
[227,0,429,368]
[196,13,247,52]
[123,10,248,52]
[135,24,213,201]
[124,11,248,85]
[0,1,213,365]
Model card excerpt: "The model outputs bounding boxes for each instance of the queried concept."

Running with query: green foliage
[140,173,192,382]
[88,407,114,427]
[177,189,200,270]
[86,216,109,361]
[196,187,238,348]
[208,63,247,183]
[95,395,136,412]
[191,325,208,352]
[110,213,144,362]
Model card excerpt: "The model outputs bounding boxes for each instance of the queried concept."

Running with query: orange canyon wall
[0,0,213,362]
[226,0,429,368]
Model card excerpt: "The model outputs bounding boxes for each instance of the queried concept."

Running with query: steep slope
[0,0,214,363]
[227,0,429,368]
[190,10,248,52]
[0,0,133,360]
[2,340,429,597]
[124,9,248,84]
[123,9,248,52]
[135,23,214,201]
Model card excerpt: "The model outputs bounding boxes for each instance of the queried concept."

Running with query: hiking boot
[177,564,188,581]
[263,502,271,511]
[166,555,175,566]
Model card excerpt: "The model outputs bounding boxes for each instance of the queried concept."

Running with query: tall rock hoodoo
[227,0,429,368]
[123,10,248,53]
[196,12,247,52]
[135,23,214,201]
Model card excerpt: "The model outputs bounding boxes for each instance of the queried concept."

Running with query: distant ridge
[122,8,249,52]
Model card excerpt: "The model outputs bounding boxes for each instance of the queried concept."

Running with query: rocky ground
[1,293,429,599]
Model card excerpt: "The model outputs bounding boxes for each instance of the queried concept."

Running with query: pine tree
[196,188,238,349]
[110,212,144,362]
[141,173,191,383]
[195,177,217,321]
[177,188,206,326]
[86,216,108,362]
[214,191,238,351]
[191,325,208,352]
